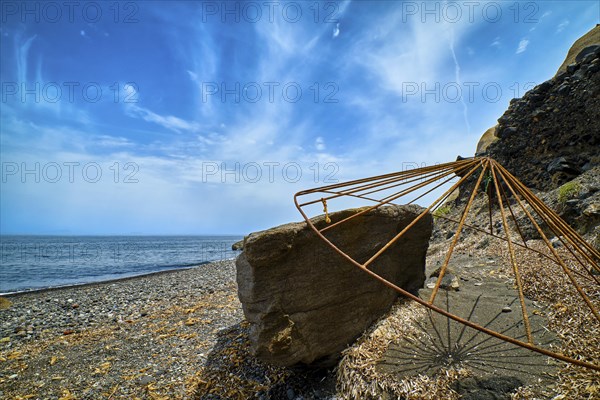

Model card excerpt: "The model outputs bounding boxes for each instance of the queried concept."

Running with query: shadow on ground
[193,321,337,400]
[378,288,561,399]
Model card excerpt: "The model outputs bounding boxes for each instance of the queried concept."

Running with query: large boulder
[475,125,499,156]
[236,204,432,366]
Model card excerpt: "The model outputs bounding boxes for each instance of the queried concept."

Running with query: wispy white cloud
[448,28,470,134]
[94,135,134,148]
[126,103,203,134]
[556,20,569,33]
[122,84,204,134]
[333,23,340,38]
[315,136,326,151]
[516,39,529,54]
[15,34,36,83]
[491,37,501,48]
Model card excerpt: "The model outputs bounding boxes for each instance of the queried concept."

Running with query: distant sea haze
[0,235,243,294]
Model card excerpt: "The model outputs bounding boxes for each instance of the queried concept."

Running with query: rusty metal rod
[491,161,533,344]
[429,159,489,304]
[496,164,600,263]
[495,164,600,321]
[435,214,595,283]
[495,165,600,286]
[362,160,485,268]
[319,162,478,235]
[297,159,475,206]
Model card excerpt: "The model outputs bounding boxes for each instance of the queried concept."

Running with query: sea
[0,235,243,294]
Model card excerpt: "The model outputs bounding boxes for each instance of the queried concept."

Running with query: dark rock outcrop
[459,26,600,244]
[231,239,244,251]
[484,43,600,191]
[236,205,432,366]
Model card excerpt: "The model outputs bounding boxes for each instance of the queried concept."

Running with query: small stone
[426,275,459,291]
[575,45,600,63]
[557,83,570,95]
[554,71,568,81]
[581,53,597,64]
[430,266,454,278]
[474,282,483,286]
[583,203,600,217]
[502,307,512,313]
[566,63,578,73]
[286,388,295,400]
[499,126,518,138]
[528,93,544,104]
[551,237,563,248]
[449,276,460,290]
[535,81,552,92]
[572,69,585,80]
[139,375,154,385]
[9,374,18,379]
[531,109,544,118]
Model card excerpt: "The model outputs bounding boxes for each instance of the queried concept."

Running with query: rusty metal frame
[294,157,600,371]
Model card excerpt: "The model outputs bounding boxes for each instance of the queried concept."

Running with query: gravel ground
[0,260,336,399]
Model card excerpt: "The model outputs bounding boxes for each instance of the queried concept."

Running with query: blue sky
[1,1,598,235]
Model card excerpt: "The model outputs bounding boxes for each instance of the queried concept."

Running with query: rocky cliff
[483,41,599,191]
[474,25,600,240]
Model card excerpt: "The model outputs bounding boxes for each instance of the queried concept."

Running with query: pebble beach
[0,260,338,400]
[0,260,245,399]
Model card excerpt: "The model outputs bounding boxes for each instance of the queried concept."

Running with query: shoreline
[1,257,238,297]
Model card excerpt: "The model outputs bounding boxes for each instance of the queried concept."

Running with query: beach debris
[0,297,12,310]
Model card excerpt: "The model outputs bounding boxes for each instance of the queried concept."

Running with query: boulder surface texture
[236,204,432,366]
